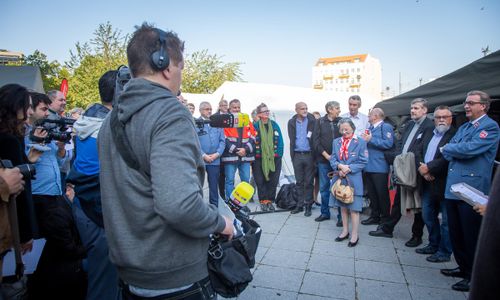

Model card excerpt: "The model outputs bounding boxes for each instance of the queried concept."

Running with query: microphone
[227,182,254,213]
[209,113,250,128]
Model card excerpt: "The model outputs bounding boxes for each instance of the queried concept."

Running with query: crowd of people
[1,22,499,299]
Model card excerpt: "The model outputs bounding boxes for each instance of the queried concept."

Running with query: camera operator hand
[0,167,25,201]
[220,216,235,240]
[33,127,48,140]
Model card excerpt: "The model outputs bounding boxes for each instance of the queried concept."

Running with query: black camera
[30,118,75,143]
[0,159,36,180]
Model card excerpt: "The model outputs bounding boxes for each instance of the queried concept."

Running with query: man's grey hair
[467,90,491,112]
[325,101,340,113]
[370,107,385,119]
[349,95,361,103]
[433,105,452,115]
[47,90,59,101]
[199,101,211,112]
[411,98,428,109]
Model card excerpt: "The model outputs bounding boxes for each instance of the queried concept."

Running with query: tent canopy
[0,65,45,93]
[375,50,500,117]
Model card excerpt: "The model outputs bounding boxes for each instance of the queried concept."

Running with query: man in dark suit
[288,102,316,217]
[370,98,434,248]
[440,90,499,292]
[414,106,456,263]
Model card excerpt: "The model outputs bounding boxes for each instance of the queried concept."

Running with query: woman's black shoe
[348,238,359,247]
[335,234,349,242]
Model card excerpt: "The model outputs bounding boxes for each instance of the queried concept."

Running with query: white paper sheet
[450,183,489,206]
[2,239,46,276]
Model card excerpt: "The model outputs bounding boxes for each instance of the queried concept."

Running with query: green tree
[66,22,128,109]
[24,50,68,92]
[182,50,243,94]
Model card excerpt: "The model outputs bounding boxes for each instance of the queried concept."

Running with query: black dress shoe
[369,228,393,238]
[451,279,470,292]
[440,267,466,278]
[290,207,303,214]
[315,215,330,222]
[415,245,438,255]
[336,219,343,227]
[405,236,423,247]
[348,238,359,247]
[335,234,349,242]
[304,206,312,217]
[361,217,380,225]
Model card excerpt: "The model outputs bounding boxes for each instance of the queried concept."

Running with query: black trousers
[445,199,482,279]
[365,172,390,223]
[218,162,225,199]
[252,158,282,202]
[121,277,216,300]
[291,152,315,208]
[379,186,425,237]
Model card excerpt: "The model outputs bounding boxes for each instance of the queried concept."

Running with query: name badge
[307,131,312,138]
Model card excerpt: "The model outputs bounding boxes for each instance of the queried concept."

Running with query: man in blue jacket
[440,90,499,292]
[360,108,394,226]
[197,101,225,206]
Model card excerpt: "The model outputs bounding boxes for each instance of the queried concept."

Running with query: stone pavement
[222,203,469,300]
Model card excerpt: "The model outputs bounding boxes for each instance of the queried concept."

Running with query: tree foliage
[65,22,128,109]
[182,50,243,94]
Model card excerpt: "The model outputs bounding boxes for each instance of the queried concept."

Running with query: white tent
[183,81,380,117]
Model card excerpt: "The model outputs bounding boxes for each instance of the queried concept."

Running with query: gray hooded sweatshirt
[98,78,225,289]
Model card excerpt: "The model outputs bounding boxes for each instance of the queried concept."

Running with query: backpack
[275,183,298,210]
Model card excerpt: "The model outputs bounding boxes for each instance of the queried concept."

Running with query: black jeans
[291,152,315,208]
[252,158,282,202]
[365,172,390,223]
[121,277,216,300]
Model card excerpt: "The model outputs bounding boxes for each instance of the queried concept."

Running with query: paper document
[2,238,46,276]
[450,183,489,206]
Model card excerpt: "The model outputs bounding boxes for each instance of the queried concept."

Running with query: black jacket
[397,117,434,154]
[414,126,457,199]
[312,115,342,164]
[287,113,316,161]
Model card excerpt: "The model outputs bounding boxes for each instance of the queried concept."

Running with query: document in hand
[450,183,489,206]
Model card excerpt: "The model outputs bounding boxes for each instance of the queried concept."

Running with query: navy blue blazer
[443,115,500,200]
[330,136,368,196]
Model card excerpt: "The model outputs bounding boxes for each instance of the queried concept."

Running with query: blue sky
[2,0,499,93]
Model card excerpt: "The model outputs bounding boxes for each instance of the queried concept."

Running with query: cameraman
[98,24,233,299]
[67,69,119,300]
[26,92,87,298]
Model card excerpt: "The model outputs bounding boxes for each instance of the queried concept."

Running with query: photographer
[26,92,87,299]
[98,24,233,299]
[0,84,37,258]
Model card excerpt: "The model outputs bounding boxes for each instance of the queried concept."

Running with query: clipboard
[450,182,489,206]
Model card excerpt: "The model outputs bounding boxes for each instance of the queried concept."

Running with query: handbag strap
[7,194,24,279]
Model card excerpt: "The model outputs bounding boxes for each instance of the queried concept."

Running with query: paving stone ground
[215,198,469,300]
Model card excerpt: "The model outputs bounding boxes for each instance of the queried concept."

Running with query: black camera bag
[207,216,261,298]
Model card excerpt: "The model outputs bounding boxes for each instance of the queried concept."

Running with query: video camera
[195,113,250,136]
[0,159,36,180]
[30,118,76,143]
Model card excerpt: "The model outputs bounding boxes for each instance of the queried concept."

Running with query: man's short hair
[99,70,118,104]
[411,98,428,109]
[349,95,361,103]
[229,99,240,106]
[370,107,385,119]
[325,101,340,113]
[467,90,491,112]
[46,90,59,101]
[31,92,51,109]
[127,23,185,77]
[199,101,211,112]
[433,105,451,114]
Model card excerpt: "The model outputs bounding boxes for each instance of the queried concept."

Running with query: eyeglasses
[463,101,483,106]
[434,116,452,120]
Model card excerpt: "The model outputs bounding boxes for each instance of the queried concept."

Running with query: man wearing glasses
[440,91,499,292]
[414,106,456,264]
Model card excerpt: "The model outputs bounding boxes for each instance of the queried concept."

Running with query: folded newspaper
[450,182,489,206]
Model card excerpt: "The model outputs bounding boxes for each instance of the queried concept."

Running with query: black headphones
[150,28,170,71]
